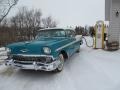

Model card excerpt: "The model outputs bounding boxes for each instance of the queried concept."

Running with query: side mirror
[70,35,74,38]
[80,40,83,45]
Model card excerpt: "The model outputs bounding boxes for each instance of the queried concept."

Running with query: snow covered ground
[0,37,120,90]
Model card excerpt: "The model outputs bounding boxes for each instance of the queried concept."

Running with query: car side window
[66,30,75,37]
[55,31,65,37]
[70,30,76,37]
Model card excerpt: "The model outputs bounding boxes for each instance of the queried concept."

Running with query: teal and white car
[5,28,83,72]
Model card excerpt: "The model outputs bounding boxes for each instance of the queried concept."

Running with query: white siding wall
[108,0,120,44]
[105,0,112,21]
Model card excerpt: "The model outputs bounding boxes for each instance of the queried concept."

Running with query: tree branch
[0,0,18,23]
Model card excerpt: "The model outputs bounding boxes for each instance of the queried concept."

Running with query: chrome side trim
[56,39,80,52]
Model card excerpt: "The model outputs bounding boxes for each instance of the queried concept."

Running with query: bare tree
[89,26,95,37]
[0,6,59,46]
[42,16,57,28]
[0,0,19,23]
[31,9,42,39]
[10,7,42,40]
[23,8,42,40]
[75,26,85,35]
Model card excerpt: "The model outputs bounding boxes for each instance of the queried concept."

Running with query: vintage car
[5,28,82,72]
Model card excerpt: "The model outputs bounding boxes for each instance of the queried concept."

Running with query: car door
[66,30,76,56]
[69,30,80,53]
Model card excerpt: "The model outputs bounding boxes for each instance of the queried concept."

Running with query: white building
[105,0,120,46]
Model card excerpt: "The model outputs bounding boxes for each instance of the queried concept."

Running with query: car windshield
[36,29,66,39]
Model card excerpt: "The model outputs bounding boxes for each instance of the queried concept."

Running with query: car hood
[7,37,71,55]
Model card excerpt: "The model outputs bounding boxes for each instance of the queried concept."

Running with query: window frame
[65,29,76,38]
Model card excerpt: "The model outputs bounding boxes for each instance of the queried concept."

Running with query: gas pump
[81,20,107,49]
[94,21,105,49]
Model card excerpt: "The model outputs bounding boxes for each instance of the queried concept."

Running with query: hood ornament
[20,49,29,53]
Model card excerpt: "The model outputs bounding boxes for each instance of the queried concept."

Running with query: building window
[116,11,119,17]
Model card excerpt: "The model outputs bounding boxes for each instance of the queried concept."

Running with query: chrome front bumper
[5,59,60,71]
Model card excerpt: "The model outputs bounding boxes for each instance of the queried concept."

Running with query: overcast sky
[8,0,105,27]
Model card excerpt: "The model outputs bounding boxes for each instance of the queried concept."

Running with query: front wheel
[55,54,64,72]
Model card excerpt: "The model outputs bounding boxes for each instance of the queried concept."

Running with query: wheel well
[60,50,68,59]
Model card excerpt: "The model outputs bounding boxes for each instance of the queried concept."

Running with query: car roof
[38,28,75,31]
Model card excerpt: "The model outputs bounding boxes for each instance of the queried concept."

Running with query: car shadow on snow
[14,53,80,78]
[17,69,57,76]
[10,69,60,82]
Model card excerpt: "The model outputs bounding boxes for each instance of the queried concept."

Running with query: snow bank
[0,47,7,64]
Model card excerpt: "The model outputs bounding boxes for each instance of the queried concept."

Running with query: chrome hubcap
[57,57,64,71]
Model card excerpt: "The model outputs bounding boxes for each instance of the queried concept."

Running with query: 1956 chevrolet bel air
[5,28,83,72]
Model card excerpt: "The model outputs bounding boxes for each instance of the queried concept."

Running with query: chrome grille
[12,55,52,63]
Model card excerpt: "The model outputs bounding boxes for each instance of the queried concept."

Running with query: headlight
[43,47,51,54]
[5,48,12,59]
[5,47,11,54]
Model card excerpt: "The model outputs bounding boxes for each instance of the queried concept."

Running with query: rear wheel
[76,48,80,53]
[55,54,64,72]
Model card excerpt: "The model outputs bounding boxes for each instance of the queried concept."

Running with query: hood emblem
[20,49,29,53]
